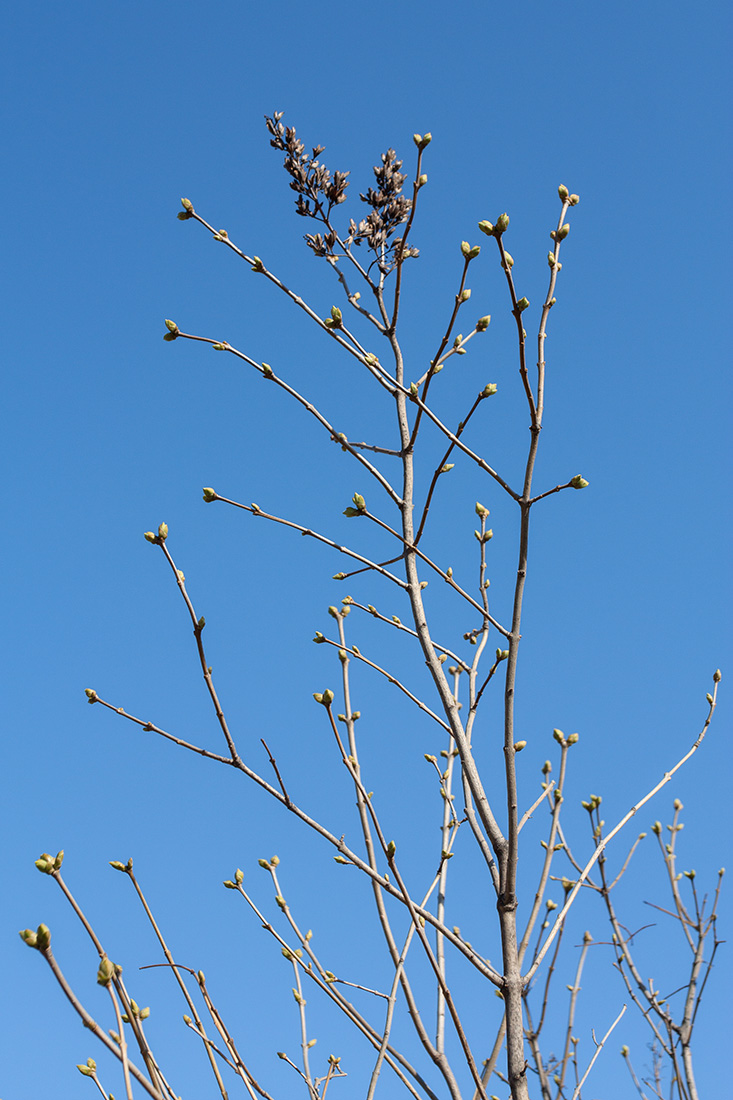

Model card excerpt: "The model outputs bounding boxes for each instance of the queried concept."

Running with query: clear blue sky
[3,2,730,1097]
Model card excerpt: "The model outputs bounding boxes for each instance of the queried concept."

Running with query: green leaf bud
[558,185,569,201]
[514,740,527,752]
[251,256,265,273]
[569,475,589,489]
[97,957,115,986]
[312,632,325,644]
[330,305,342,324]
[222,879,236,889]
[516,297,530,312]
[85,688,98,703]
[109,861,128,872]
[417,173,428,188]
[333,572,346,580]
[20,928,38,948]
[211,342,227,350]
[328,605,340,619]
[342,507,359,517]
[713,668,721,682]
[706,692,714,704]
[157,522,168,541]
[164,319,179,335]
[197,616,205,630]
[481,383,498,397]
[202,487,217,502]
[275,895,286,910]
[181,198,194,212]
[475,501,490,518]
[551,224,570,241]
[475,315,491,331]
[77,1064,95,1077]
[413,132,432,150]
[503,251,514,268]
[553,728,565,743]
[548,252,557,267]
[235,868,244,885]
[143,531,157,544]
[459,288,471,302]
[495,213,510,233]
[569,193,580,205]
[352,492,366,511]
[567,733,579,744]
[386,840,396,860]
[478,220,494,236]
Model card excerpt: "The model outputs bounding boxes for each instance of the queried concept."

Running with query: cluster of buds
[121,999,150,1022]
[35,851,64,874]
[478,213,510,238]
[343,492,366,517]
[313,688,335,707]
[413,133,432,150]
[163,318,180,342]
[143,522,169,545]
[109,858,134,873]
[557,185,580,205]
[19,924,52,950]
[460,240,481,261]
[324,305,343,330]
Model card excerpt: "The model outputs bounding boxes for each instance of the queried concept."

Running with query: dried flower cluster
[265,111,417,271]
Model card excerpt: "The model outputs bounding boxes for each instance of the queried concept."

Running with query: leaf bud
[446,566,453,578]
[77,1064,94,1077]
[235,868,244,885]
[558,185,569,201]
[569,194,580,205]
[181,198,194,212]
[551,224,570,241]
[20,928,38,948]
[514,741,527,752]
[417,173,428,188]
[713,669,721,682]
[706,692,713,704]
[85,689,98,703]
[546,899,558,910]
[97,957,115,986]
[333,572,346,579]
[202,487,217,502]
[495,213,510,234]
[459,288,471,302]
[554,729,567,744]
[197,616,205,630]
[516,297,530,313]
[164,319,179,337]
[503,251,514,268]
[211,342,227,350]
[569,475,589,489]
[475,315,491,332]
[475,501,490,519]
[652,820,662,835]
[222,879,236,889]
[386,840,396,860]
[109,861,127,872]
[567,733,579,744]
[684,869,696,879]
[352,492,366,511]
[251,256,265,273]
[413,132,432,150]
[481,383,498,397]
[143,531,157,544]
[478,220,494,236]
[157,522,168,541]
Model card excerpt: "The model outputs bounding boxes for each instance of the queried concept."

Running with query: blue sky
[3,2,730,1097]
